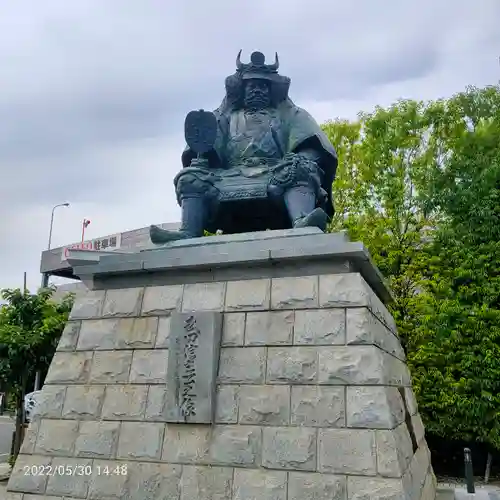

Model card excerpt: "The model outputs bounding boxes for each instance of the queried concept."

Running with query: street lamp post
[40,203,70,289]
[37,203,69,393]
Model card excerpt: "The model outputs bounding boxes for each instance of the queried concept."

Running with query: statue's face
[243,79,271,110]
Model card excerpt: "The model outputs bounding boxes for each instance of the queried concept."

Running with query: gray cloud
[0,0,499,292]
[0,0,456,164]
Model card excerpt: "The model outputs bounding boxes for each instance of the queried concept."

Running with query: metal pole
[464,447,475,493]
[81,218,90,243]
[41,206,56,289]
[47,203,69,249]
[47,206,56,250]
[41,203,69,289]
[34,371,41,392]
[41,273,49,289]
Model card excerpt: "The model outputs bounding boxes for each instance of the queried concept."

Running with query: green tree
[322,84,500,453]
[322,100,436,349]
[408,85,500,450]
[0,285,74,457]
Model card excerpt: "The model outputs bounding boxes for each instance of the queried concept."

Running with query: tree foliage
[322,99,436,349]
[0,286,74,398]
[408,85,500,449]
[322,84,500,451]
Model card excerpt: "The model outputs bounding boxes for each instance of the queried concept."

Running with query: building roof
[40,221,180,280]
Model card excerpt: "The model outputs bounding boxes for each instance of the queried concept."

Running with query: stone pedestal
[7,228,437,499]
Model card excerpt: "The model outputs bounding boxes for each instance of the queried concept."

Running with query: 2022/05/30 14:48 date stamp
[23,464,128,476]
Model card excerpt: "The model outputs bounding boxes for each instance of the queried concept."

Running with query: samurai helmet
[222,49,291,109]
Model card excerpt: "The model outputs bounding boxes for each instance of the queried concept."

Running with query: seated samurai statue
[150,50,338,243]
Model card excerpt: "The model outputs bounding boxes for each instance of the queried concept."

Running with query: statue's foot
[150,225,196,244]
[293,207,328,232]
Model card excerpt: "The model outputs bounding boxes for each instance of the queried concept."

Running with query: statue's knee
[176,173,211,198]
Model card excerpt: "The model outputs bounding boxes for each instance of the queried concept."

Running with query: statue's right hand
[185,110,218,155]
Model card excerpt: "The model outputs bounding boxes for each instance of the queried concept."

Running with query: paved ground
[0,415,14,463]
[437,483,500,499]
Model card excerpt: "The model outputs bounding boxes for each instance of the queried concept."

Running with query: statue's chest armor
[227,110,282,162]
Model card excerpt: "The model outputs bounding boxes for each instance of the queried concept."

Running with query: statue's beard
[244,92,270,110]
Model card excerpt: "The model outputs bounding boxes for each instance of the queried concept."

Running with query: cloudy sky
[0,0,499,293]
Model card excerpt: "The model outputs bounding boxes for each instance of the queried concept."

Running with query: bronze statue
[150,50,338,243]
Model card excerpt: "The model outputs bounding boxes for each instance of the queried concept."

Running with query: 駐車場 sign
[61,234,122,262]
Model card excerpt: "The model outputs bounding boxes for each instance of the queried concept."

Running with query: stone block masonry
[7,266,436,499]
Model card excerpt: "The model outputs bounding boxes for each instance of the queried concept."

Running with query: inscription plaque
[165,311,222,423]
